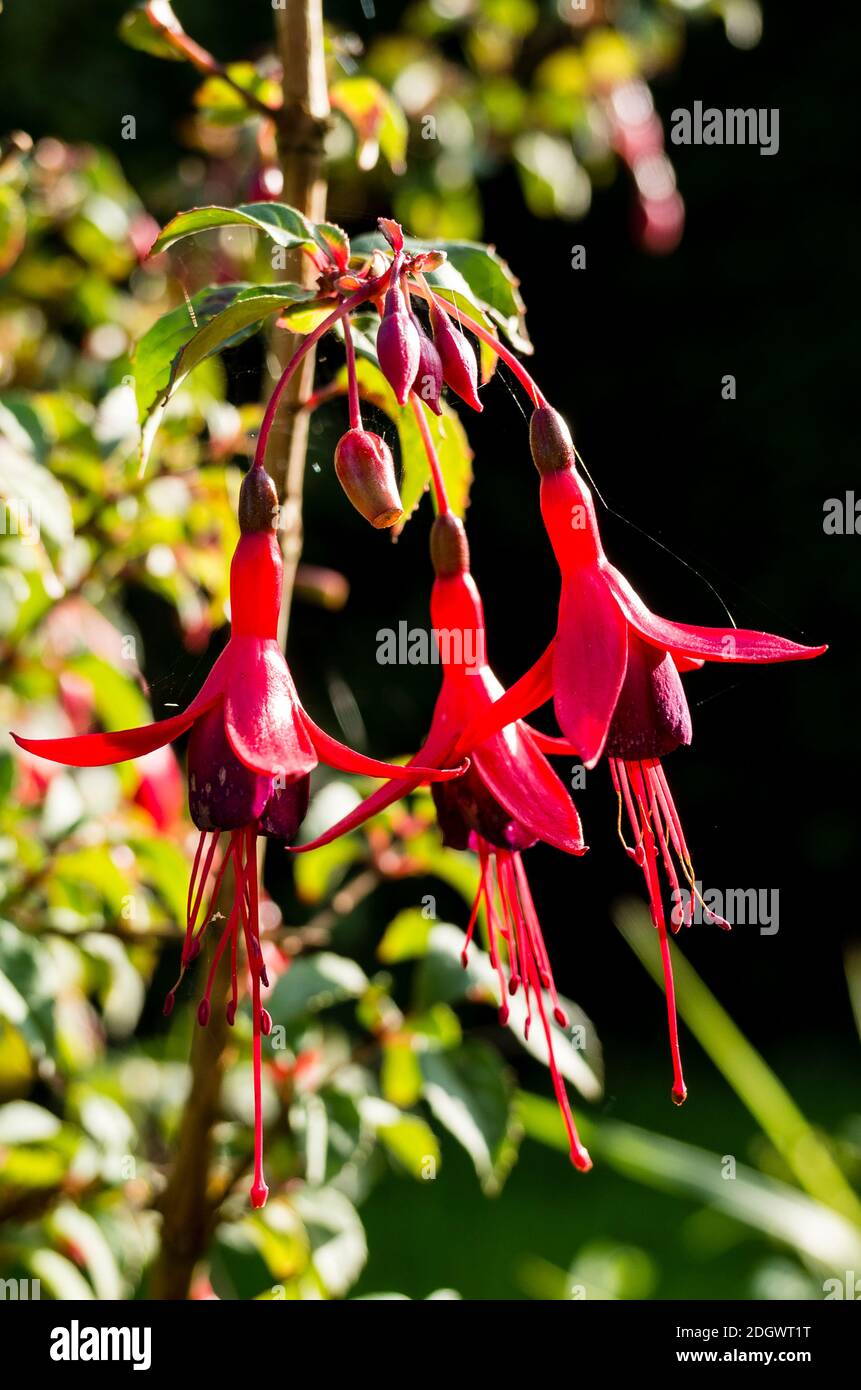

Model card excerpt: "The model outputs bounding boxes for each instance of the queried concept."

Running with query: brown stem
[150,0,330,1300]
[271,0,330,639]
[149,867,233,1300]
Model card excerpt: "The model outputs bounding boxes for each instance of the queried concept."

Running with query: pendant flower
[12,462,465,1207]
[459,405,826,1103]
[293,511,592,1170]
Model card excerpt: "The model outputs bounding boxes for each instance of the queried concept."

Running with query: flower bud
[239,463,279,533]
[529,405,575,476]
[430,302,482,412]
[410,313,443,416]
[430,512,470,577]
[334,428,403,529]
[377,282,420,405]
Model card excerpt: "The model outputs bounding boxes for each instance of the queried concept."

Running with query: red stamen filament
[410,392,449,515]
[464,840,591,1170]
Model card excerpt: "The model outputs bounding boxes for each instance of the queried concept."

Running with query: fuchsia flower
[460,405,826,1102]
[12,462,465,1206]
[293,510,593,1170]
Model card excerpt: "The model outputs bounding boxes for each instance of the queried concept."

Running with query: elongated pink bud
[377,280,420,405]
[410,313,443,415]
[334,428,403,529]
[430,301,482,412]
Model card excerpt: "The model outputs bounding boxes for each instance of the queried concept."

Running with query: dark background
[0,0,856,1203]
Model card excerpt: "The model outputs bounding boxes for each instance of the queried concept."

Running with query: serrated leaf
[150,201,319,258]
[134,282,309,467]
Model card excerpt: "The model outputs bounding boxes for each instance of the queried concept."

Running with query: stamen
[512,856,570,1028]
[620,761,687,1104]
[242,826,269,1209]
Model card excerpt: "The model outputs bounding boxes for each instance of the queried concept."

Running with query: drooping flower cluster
[12,216,825,1204]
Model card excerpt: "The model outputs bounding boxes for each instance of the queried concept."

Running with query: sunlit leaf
[421,1042,516,1191]
[150,202,318,258]
[267,953,369,1026]
[118,2,187,61]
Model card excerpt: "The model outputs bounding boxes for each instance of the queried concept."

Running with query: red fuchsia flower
[460,405,827,1103]
[11,462,464,1207]
[293,502,593,1172]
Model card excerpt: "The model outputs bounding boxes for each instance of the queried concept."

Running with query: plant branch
[150,0,331,1300]
[270,0,330,641]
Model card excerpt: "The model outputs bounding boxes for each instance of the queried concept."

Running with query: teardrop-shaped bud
[239,463,279,534]
[377,281,421,405]
[334,428,403,529]
[430,302,482,412]
[410,313,443,416]
[529,405,575,476]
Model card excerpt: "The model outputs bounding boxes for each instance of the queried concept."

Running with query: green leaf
[267,953,369,1027]
[417,922,603,1101]
[0,185,26,276]
[150,202,319,258]
[194,64,280,124]
[331,78,408,174]
[134,282,310,467]
[381,1040,423,1108]
[613,897,861,1228]
[0,1100,62,1145]
[0,427,74,548]
[332,358,473,522]
[67,653,152,731]
[377,907,433,964]
[291,1186,368,1297]
[118,3,187,61]
[0,920,57,1059]
[421,1043,516,1191]
[360,1097,440,1179]
[49,1204,123,1300]
[316,222,350,271]
[519,1093,861,1274]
